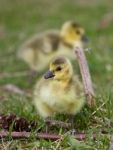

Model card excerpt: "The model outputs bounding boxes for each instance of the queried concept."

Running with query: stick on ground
[0,131,96,141]
[74,46,95,107]
[0,131,112,143]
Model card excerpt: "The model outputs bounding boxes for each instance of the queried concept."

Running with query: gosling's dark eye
[76,30,80,35]
[56,66,62,71]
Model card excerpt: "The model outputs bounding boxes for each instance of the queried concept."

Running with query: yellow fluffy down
[33,56,85,118]
[34,77,85,118]
[17,21,87,71]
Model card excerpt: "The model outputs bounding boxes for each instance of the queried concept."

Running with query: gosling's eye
[76,30,80,35]
[56,66,62,71]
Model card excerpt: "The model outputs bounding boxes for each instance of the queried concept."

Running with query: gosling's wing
[72,75,84,97]
[65,76,85,114]
[17,30,60,70]
[41,30,60,54]
[18,30,60,56]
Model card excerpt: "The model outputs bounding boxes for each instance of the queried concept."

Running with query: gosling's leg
[44,117,52,133]
[68,114,77,136]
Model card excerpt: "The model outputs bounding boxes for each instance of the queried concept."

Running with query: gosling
[18,21,88,71]
[34,56,85,118]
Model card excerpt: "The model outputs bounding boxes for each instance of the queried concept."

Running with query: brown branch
[1,84,26,96]
[74,46,95,107]
[0,84,32,97]
[0,131,97,140]
[0,131,112,142]
[1,132,112,149]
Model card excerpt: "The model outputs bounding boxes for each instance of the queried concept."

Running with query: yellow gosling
[34,56,85,118]
[17,21,88,71]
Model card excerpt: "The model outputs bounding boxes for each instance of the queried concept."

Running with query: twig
[74,46,95,107]
[0,131,30,139]
[0,131,112,142]
[0,84,32,98]
[1,84,26,96]
[0,131,97,140]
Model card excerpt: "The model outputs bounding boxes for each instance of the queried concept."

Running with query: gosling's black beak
[44,70,55,79]
[81,35,89,43]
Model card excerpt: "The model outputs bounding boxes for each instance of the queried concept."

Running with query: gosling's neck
[52,77,73,89]
[59,36,73,49]
[59,36,84,49]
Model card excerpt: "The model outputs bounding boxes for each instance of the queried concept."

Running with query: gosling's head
[60,21,88,47]
[44,57,73,81]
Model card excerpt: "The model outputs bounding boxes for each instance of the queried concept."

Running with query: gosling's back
[18,30,60,71]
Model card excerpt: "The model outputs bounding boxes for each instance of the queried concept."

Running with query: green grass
[0,0,113,149]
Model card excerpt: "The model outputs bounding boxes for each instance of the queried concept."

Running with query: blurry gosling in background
[34,56,85,119]
[17,21,88,72]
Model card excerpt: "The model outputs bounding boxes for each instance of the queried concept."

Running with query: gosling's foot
[69,129,77,136]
